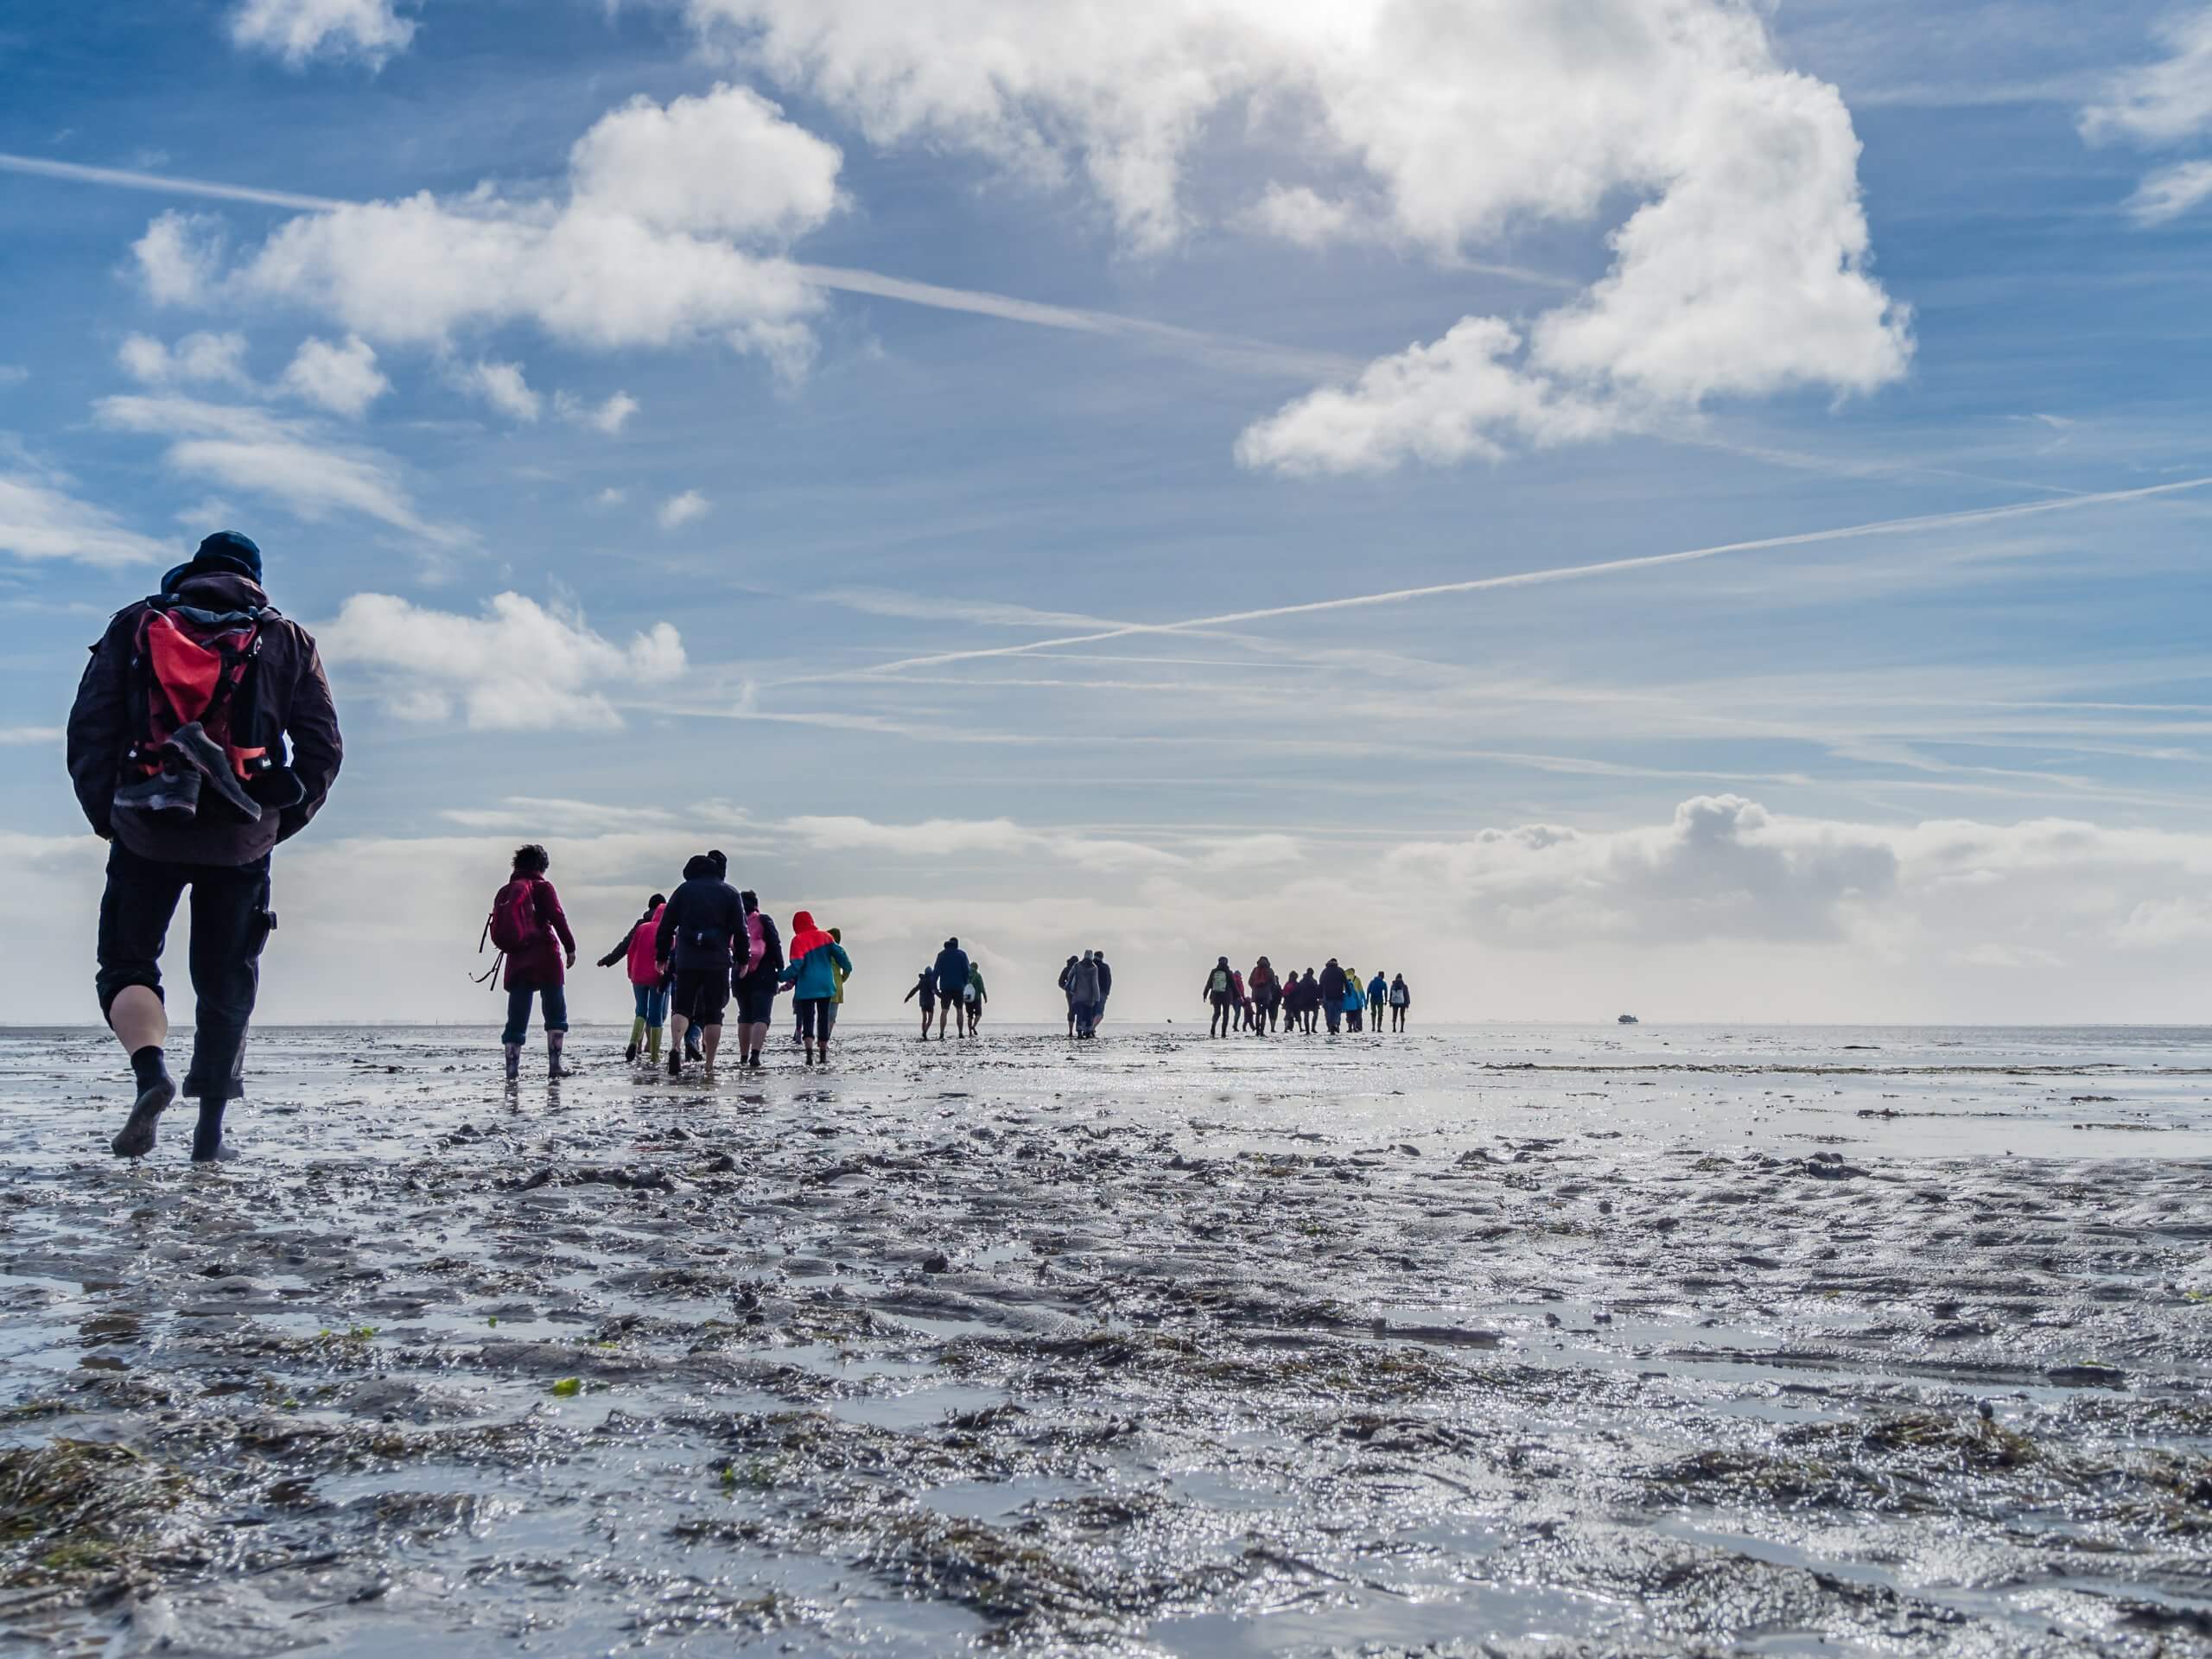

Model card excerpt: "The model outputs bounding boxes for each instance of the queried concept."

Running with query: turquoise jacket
[781,939,854,1001]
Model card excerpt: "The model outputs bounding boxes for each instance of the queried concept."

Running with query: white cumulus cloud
[228,0,416,67]
[2082,10,2212,224]
[556,391,639,434]
[451,359,541,423]
[657,489,710,530]
[2082,9,2212,147]
[320,591,687,729]
[131,211,225,305]
[281,334,389,416]
[690,0,1912,472]
[180,84,838,380]
[118,331,251,388]
[0,471,169,568]
[93,394,461,545]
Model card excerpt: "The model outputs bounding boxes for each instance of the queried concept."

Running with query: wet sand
[3,1022,2209,1656]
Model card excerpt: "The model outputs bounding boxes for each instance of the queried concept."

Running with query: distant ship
[1618,1014,1639,1025]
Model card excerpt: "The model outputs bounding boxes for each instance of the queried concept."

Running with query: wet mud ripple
[2,1028,2210,1655]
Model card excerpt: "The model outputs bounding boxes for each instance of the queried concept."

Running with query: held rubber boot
[504,1043,521,1082]
[167,720,264,822]
[112,1046,176,1159]
[548,1032,569,1079]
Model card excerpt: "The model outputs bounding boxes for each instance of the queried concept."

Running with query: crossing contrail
[0,152,1353,378]
[0,151,349,212]
[861,475,2212,675]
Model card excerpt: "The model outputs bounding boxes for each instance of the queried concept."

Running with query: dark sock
[191,1099,226,1161]
[131,1046,168,1091]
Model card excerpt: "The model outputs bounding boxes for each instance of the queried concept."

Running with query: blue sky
[3,0,2212,1024]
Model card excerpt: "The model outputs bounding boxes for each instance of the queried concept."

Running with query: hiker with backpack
[732,890,781,1070]
[1203,957,1236,1038]
[596,893,668,1066]
[486,844,577,1080]
[1389,973,1411,1032]
[1249,957,1281,1033]
[779,911,853,1065]
[964,961,988,1034]
[655,854,745,1076]
[67,531,342,1163]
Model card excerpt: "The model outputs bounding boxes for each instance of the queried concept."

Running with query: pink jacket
[626,904,666,987]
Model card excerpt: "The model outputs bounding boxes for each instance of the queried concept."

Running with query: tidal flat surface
[3,1022,2210,1656]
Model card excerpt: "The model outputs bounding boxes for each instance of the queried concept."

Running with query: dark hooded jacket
[655,856,744,973]
[1318,961,1347,1004]
[933,943,970,998]
[67,569,342,866]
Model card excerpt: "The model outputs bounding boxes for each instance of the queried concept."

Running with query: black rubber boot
[112,1046,175,1159]
[189,1098,231,1163]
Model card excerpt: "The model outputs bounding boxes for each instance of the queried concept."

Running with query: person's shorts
[673,969,730,1027]
[734,976,779,1026]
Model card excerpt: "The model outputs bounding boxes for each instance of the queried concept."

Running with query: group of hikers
[904,939,988,1038]
[1200,957,1410,1038]
[60,530,1425,1164]
[488,845,858,1079]
[1057,950,1115,1038]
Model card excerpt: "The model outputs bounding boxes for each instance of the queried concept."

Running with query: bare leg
[702,1023,721,1069]
[110,985,167,1055]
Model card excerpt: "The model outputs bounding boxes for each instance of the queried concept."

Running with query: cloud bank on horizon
[1,0,2209,1022]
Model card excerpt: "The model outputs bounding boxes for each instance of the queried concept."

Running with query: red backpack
[113,596,274,824]
[486,878,543,954]
[476,878,543,985]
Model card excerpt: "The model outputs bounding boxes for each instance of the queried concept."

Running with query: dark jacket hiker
[66,533,342,1163]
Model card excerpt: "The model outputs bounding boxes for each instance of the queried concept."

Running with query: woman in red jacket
[499,844,577,1081]
[598,893,668,1066]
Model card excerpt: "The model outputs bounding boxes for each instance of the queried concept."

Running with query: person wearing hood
[1058,955,1080,1036]
[1318,959,1348,1034]
[1389,972,1411,1032]
[779,912,853,1065]
[1204,957,1236,1038]
[68,531,343,1163]
[931,938,970,1039]
[655,853,743,1075]
[1249,957,1280,1033]
[1367,970,1389,1033]
[1300,968,1321,1033]
[965,961,988,1033]
[1341,966,1367,1033]
[599,893,669,1065]
[1093,950,1113,1029]
[1067,950,1104,1039]
[902,964,937,1036]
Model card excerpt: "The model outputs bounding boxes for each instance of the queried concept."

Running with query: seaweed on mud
[0,1440,207,1591]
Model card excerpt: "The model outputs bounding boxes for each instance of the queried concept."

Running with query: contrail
[0,151,348,213]
[0,151,1353,378]
[863,475,2212,675]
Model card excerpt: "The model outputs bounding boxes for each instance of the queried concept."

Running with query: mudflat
[3,1023,2209,1656]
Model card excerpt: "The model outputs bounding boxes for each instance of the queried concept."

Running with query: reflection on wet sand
[1,1023,2209,1656]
